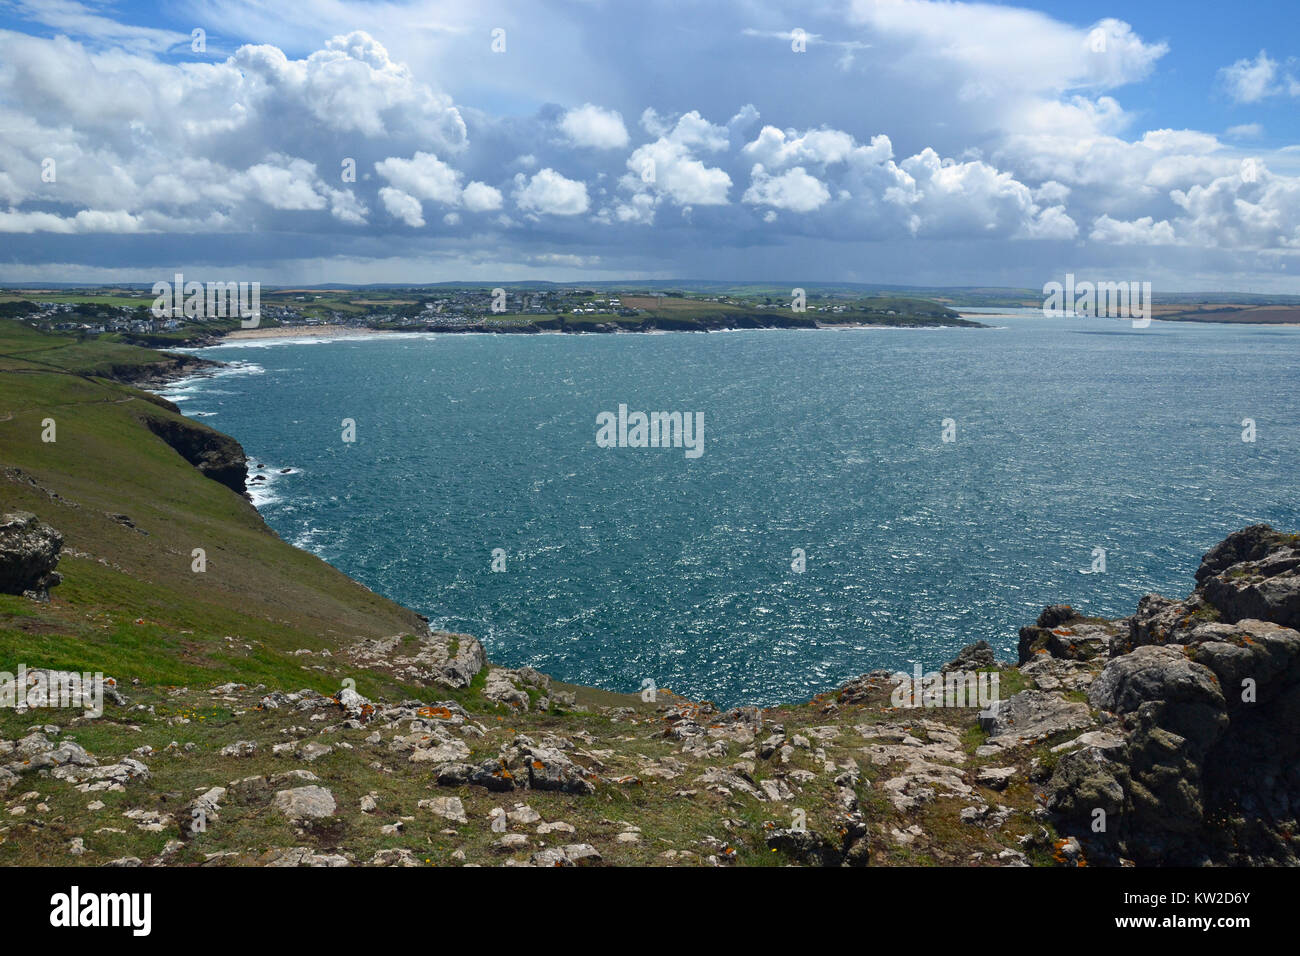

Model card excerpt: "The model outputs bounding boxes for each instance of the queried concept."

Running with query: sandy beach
[224,324,394,340]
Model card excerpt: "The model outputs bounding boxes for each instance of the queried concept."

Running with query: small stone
[493,833,529,851]
[506,804,541,825]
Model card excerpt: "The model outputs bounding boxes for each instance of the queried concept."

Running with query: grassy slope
[0,319,428,698]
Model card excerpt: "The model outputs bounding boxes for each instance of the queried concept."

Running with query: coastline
[5,317,1299,868]
[223,324,396,340]
[202,318,988,346]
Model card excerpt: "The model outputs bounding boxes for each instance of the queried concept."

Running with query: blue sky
[2,0,1300,290]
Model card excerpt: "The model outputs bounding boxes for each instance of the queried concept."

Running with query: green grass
[0,293,146,308]
[0,319,429,698]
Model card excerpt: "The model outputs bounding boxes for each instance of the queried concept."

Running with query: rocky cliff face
[103,352,217,388]
[141,413,248,496]
[1045,525,1300,865]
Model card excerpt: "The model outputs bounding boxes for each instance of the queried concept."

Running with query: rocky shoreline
[102,351,221,389]
[4,502,1297,865]
[1041,525,1300,865]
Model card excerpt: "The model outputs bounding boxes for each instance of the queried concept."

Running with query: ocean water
[165,314,1300,707]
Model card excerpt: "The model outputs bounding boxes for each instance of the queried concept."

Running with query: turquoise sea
[166,313,1300,707]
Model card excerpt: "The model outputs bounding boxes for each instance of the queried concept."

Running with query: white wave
[245,461,299,509]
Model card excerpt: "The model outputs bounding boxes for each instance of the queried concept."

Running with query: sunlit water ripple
[166,315,1300,707]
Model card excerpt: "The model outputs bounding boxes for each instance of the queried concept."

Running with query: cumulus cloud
[0,2,1298,288]
[233,32,467,143]
[375,152,463,204]
[623,110,733,208]
[733,126,1075,240]
[462,181,504,212]
[0,208,146,234]
[0,29,466,234]
[235,159,330,211]
[380,187,425,227]
[742,165,831,212]
[1170,166,1300,250]
[1090,215,1177,245]
[885,147,1073,239]
[742,126,857,168]
[514,168,590,216]
[559,103,629,149]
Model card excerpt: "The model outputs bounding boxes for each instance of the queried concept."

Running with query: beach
[224,324,394,340]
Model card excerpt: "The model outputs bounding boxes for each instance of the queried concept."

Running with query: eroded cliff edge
[1041,524,1300,865]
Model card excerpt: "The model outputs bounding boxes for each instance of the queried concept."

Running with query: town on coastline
[9,283,1300,349]
[0,283,984,345]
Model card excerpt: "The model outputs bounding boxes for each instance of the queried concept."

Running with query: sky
[2,0,1300,291]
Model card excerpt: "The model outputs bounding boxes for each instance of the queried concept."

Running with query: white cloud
[743,126,857,167]
[8,0,187,53]
[1170,166,1300,250]
[886,147,1062,238]
[514,168,590,216]
[742,165,831,212]
[1018,205,1078,240]
[559,103,629,149]
[613,192,658,225]
[1090,215,1177,245]
[1218,51,1296,103]
[846,4,1166,93]
[379,187,425,227]
[0,207,145,233]
[1033,180,1072,205]
[0,3,1299,288]
[232,32,466,143]
[462,181,504,212]
[0,29,464,235]
[374,152,463,204]
[234,159,329,211]
[325,187,369,225]
[624,110,733,207]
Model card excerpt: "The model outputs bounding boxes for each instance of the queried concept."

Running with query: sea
[160,310,1300,707]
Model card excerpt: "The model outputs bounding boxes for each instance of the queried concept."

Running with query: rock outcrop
[0,511,63,599]
[1017,605,1111,664]
[347,629,488,689]
[1045,524,1300,865]
[141,413,248,496]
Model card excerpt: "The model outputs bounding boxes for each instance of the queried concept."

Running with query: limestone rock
[0,512,63,599]
[270,785,336,821]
